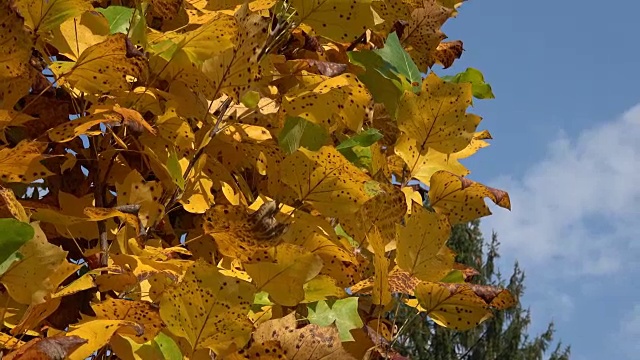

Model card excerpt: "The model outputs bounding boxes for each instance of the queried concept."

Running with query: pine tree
[393,221,571,360]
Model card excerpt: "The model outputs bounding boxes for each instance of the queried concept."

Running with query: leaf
[290,0,376,42]
[3,335,86,360]
[278,116,328,154]
[50,33,149,95]
[281,146,378,219]
[253,313,357,359]
[244,244,323,306]
[307,297,364,341]
[0,189,29,222]
[0,1,34,109]
[167,150,185,190]
[97,5,135,34]
[351,267,421,296]
[153,331,182,360]
[442,67,495,99]
[397,72,481,155]
[348,50,406,118]
[303,275,345,303]
[0,218,34,275]
[396,206,453,281]
[376,32,422,88]
[92,299,164,343]
[428,171,511,224]
[0,222,67,304]
[414,282,496,330]
[403,0,453,71]
[433,40,464,69]
[201,4,269,101]
[281,74,372,132]
[15,0,93,35]
[336,128,383,150]
[48,112,121,142]
[66,320,144,360]
[366,227,391,305]
[159,260,255,355]
[394,134,468,185]
[0,141,53,184]
[48,11,110,62]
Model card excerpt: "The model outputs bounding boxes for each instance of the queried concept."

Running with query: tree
[0,0,515,359]
[394,221,571,360]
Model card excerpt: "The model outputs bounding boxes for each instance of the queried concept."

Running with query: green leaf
[335,224,358,247]
[152,331,182,360]
[442,68,495,99]
[348,50,406,118]
[440,270,465,283]
[0,219,34,276]
[336,128,383,150]
[167,150,185,191]
[96,6,134,35]
[278,116,328,154]
[375,32,422,90]
[307,297,363,341]
[240,91,261,109]
[253,291,273,306]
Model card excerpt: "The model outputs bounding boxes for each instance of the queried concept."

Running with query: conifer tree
[394,221,571,360]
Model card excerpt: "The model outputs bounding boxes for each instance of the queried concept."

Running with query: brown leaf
[253,313,357,360]
[434,40,464,68]
[3,335,87,360]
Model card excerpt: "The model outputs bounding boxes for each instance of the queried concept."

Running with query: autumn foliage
[0,0,513,358]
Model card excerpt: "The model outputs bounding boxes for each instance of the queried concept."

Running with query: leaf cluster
[0,0,513,358]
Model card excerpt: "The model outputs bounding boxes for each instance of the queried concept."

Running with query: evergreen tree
[392,221,571,360]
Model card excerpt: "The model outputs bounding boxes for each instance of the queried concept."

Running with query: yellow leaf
[201,4,269,101]
[281,74,372,132]
[10,297,61,336]
[0,141,53,183]
[0,223,67,304]
[428,171,511,224]
[203,0,276,11]
[397,72,481,155]
[110,334,162,360]
[202,204,283,261]
[244,244,323,306]
[341,174,407,245]
[49,11,110,61]
[0,331,25,350]
[396,206,453,281]
[0,2,34,109]
[0,188,29,222]
[159,260,255,355]
[92,299,163,343]
[280,146,377,219]
[395,134,468,185]
[367,228,391,305]
[52,273,95,298]
[15,0,93,34]
[156,102,195,151]
[253,313,356,359]
[403,0,453,71]
[351,266,421,296]
[291,0,376,42]
[66,320,144,360]
[303,275,346,303]
[414,282,492,330]
[401,186,423,214]
[116,171,165,228]
[50,33,148,95]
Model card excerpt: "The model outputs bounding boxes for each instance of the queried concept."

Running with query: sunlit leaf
[159,260,255,355]
[307,297,364,341]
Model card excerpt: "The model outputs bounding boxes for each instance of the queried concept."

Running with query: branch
[163,97,233,213]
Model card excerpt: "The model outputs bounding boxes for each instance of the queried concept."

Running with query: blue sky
[436,1,640,359]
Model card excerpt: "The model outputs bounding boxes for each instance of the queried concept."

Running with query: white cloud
[482,104,640,277]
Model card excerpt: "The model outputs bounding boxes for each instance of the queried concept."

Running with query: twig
[163,97,233,213]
